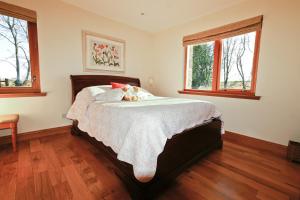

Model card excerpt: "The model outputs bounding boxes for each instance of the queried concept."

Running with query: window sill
[0,92,47,98]
[178,90,261,100]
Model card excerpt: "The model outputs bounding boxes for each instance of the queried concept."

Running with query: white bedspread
[67,96,222,182]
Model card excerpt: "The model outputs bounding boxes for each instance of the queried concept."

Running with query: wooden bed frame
[70,75,223,199]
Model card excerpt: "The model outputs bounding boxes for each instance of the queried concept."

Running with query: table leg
[11,124,17,152]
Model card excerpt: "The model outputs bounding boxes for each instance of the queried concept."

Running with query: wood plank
[183,15,263,45]
[0,161,18,200]
[158,182,207,200]
[0,125,71,146]
[0,92,47,98]
[208,146,300,199]
[16,176,35,200]
[70,136,129,198]
[17,143,33,188]
[33,171,56,200]
[53,181,73,200]
[30,139,42,153]
[223,131,287,158]
[200,160,290,200]
[31,151,47,173]
[0,130,299,199]
[16,142,35,200]
[189,164,258,200]
[181,172,233,200]
[0,1,37,22]
[42,142,67,186]
[62,164,93,200]
[72,157,108,199]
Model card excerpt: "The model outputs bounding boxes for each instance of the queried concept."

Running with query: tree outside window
[0,15,31,87]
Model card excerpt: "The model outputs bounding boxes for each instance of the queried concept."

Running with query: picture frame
[82,31,125,72]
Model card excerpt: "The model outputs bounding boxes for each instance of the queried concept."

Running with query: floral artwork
[92,42,120,67]
[83,31,125,72]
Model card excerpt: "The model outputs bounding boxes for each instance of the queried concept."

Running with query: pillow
[79,85,111,98]
[66,86,107,121]
[97,85,112,90]
[86,86,108,97]
[111,82,126,89]
[95,88,125,101]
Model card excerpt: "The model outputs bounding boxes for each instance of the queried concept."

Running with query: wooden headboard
[70,75,141,102]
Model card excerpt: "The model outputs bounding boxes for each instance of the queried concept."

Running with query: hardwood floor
[0,132,299,200]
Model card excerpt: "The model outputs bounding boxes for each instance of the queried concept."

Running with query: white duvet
[67,89,222,182]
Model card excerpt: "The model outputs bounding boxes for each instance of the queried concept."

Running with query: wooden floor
[0,132,299,200]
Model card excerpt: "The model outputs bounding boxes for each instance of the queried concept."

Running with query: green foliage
[191,43,214,89]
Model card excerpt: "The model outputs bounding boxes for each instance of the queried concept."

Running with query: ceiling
[61,0,245,33]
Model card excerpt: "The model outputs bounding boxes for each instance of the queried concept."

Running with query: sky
[220,31,256,83]
[0,16,30,82]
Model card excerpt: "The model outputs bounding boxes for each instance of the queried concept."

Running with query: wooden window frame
[180,16,263,100]
[0,1,45,97]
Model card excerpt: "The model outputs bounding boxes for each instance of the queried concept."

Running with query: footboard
[71,119,222,199]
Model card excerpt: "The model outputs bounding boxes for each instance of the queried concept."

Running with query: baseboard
[223,131,287,158]
[0,125,71,145]
[0,126,287,158]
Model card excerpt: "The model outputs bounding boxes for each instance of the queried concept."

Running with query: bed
[69,75,223,199]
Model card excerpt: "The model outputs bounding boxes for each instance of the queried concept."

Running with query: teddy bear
[122,86,141,101]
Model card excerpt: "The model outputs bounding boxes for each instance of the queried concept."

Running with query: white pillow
[86,85,112,97]
[95,88,125,101]
[67,85,113,121]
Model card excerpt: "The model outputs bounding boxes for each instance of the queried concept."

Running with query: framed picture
[82,31,125,72]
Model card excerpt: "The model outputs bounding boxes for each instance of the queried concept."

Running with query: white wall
[1,0,299,146]
[0,0,154,135]
[152,0,300,145]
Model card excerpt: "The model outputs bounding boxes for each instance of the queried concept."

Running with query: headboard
[70,75,141,102]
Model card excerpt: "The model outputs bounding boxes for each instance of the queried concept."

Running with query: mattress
[67,95,222,182]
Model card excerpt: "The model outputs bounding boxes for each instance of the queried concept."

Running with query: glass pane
[0,15,31,87]
[186,41,214,90]
[220,32,256,90]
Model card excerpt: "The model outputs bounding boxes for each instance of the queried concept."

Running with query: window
[0,1,44,97]
[186,41,215,90]
[181,16,263,99]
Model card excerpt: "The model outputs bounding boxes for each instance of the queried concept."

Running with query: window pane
[220,31,256,90]
[186,41,214,90]
[0,15,31,87]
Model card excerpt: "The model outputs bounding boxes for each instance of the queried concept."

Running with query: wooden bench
[0,114,19,152]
